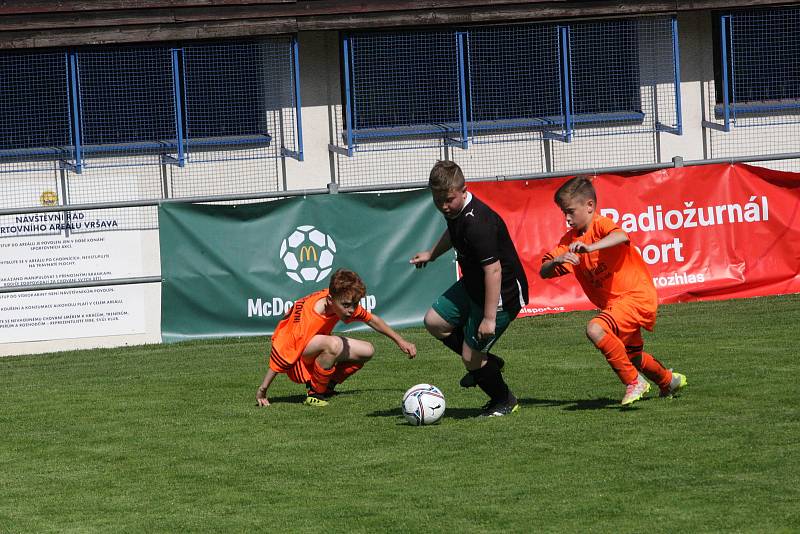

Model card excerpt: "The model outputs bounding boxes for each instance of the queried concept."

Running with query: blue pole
[560,26,573,142]
[171,48,185,166]
[671,17,683,135]
[720,15,731,131]
[68,51,83,173]
[456,32,470,150]
[342,36,354,156]
[291,36,304,161]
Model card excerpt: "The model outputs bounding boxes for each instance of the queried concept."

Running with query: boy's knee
[316,336,344,367]
[362,342,375,359]
[586,320,607,344]
[423,308,451,338]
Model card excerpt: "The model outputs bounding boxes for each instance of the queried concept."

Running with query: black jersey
[446,193,529,312]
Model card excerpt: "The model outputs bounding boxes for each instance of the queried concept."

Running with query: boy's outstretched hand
[398,339,418,358]
[409,251,432,268]
[256,387,270,407]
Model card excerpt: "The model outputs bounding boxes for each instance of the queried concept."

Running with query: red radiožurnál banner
[469,163,800,317]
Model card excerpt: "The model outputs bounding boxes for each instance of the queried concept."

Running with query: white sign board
[0,232,148,343]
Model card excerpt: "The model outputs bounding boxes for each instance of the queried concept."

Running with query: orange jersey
[543,214,657,327]
[269,289,373,373]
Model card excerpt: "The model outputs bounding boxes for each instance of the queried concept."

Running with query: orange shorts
[593,297,656,347]
[270,346,315,385]
[286,355,317,385]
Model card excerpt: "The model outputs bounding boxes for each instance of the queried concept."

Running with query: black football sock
[487,352,505,370]
[441,330,464,356]
[472,356,510,403]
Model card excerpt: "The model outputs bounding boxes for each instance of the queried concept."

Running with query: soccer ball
[401,384,446,426]
[279,225,337,284]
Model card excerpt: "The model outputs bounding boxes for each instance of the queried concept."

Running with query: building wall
[3,8,799,356]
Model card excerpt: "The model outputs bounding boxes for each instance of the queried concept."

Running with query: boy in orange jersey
[256,269,417,407]
[540,176,686,406]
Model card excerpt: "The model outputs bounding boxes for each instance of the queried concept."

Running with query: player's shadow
[260,390,362,405]
[518,396,620,411]
[367,406,483,420]
[366,396,623,419]
[258,394,307,405]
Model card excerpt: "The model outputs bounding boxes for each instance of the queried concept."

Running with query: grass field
[1,294,799,533]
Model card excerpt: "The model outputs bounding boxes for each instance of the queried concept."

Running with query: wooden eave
[0,0,796,49]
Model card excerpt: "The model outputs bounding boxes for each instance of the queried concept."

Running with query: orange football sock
[310,360,335,394]
[596,333,638,385]
[331,361,364,385]
[629,351,671,389]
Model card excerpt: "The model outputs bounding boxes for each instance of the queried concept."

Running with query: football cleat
[304,393,329,407]
[478,392,519,417]
[660,371,687,398]
[621,375,651,406]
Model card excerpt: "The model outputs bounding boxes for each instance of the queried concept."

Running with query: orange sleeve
[542,242,573,277]
[345,304,373,324]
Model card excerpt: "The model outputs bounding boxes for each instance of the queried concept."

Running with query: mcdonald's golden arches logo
[279,225,336,284]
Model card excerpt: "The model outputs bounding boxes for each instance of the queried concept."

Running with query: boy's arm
[256,368,278,407]
[478,260,501,340]
[540,250,579,279]
[569,230,628,254]
[410,230,452,268]
[367,314,417,358]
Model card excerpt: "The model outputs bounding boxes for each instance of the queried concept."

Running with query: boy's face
[328,295,358,320]
[432,187,467,219]
[559,196,595,233]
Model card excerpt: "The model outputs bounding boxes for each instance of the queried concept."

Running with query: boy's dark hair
[429,161,466,195]
[329,269,366,302]
[554,175,597,207]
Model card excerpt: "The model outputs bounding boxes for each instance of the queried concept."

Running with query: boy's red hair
[328,269,366,302]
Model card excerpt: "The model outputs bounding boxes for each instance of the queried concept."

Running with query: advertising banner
[159,189,453,342]
[0,231,148,343]
[469,163,800,316]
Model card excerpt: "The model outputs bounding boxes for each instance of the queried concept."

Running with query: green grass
[1,294,799,533]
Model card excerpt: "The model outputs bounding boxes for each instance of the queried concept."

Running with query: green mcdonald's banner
[159,189,454,342]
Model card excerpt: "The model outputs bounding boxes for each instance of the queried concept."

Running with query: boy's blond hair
[554,175,597,207]
[429,161,465,195]
[328,269,366,303]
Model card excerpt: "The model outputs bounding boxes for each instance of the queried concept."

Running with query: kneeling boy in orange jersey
[256,268,416,407]
[540,176,687,406]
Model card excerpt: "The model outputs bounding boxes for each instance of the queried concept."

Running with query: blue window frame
[340,16,677,153]
[711,7,800,129]
[0,37,302,171]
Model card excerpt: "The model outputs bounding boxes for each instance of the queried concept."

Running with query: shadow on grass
[521,396,652,411]
[366,396,632,419]
[367,406,483,420]
[518,396,621,411]
[264,388,399,406]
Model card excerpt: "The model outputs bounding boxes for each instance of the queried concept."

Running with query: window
[184,41,294,143]
[347,30,460,133]
[0,38,301,169]
[341,16,671,152]
[0,51,70,154]
[77,47,176,148]
[713,7,800,112]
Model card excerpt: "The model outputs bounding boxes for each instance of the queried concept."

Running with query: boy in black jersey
[410,161,528,417]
